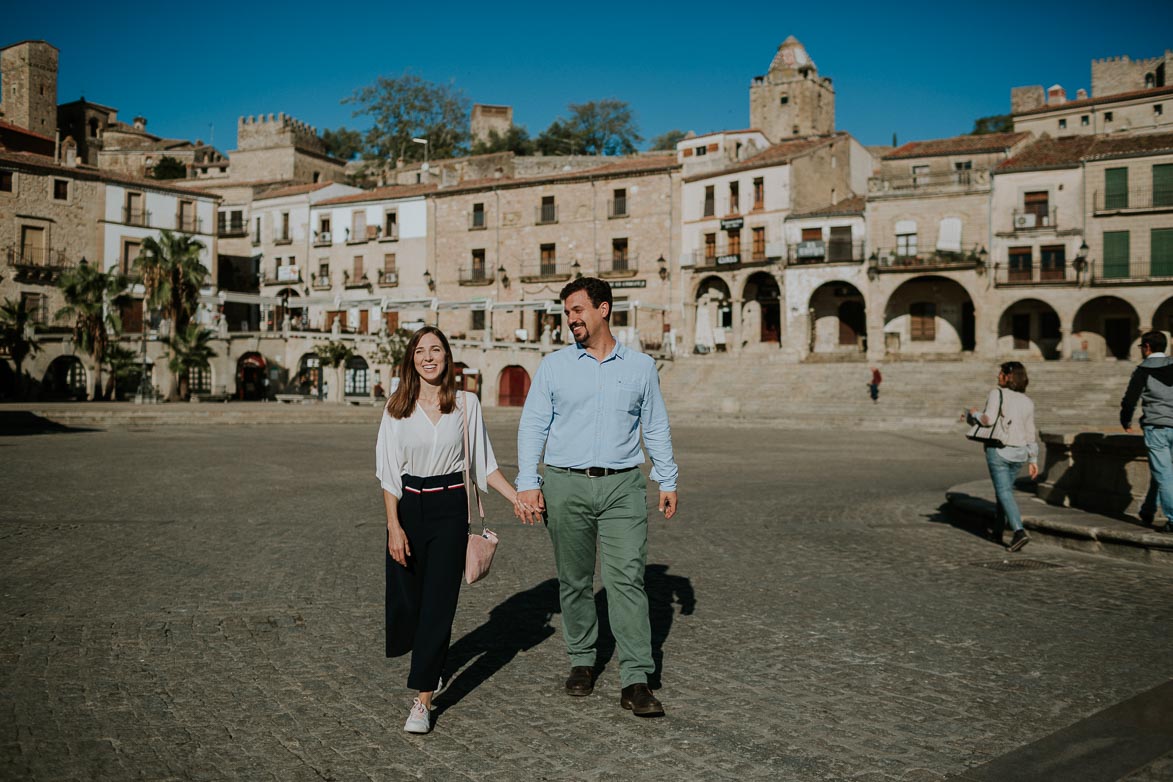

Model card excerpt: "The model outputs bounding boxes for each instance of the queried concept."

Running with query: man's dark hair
[1141,331,1167,354]
[560,277,613,320]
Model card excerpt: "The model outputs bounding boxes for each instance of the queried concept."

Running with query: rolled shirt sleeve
[374,413,403,499]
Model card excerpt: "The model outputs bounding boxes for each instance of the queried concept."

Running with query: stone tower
[0,40,59,137]
[749,36,835,143]
[470,104,513,148]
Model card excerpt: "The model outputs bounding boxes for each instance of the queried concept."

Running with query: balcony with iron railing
[313,231,333,246]
[262,266,302,285]
[520,259,572,282]
[1005,207,1059,233]
[343,270,371,289]
[993,262,1078,286]
[690,249,742,270]
[311,275,332,291]
[218,218,248,237]
[597,255,639,278]
[871,247,984,273]
[377,270,399,287]
[177,214,203,234]
[123,207,151,227]
[787,240,866,265]
[867,169,991,197]
[1089,256,1173,285]
[274,231,293,246]
[459,267,494,286]
[535,204,558,225]
[1093,186,1173,214]
[608,199,628,219]
[5,245,79,283]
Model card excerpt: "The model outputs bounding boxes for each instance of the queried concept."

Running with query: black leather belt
[552,465,638,478]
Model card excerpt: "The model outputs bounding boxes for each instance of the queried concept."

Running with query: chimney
[1046,84,1067,105]
[133,116,147,130]
[1076,88,1088,100]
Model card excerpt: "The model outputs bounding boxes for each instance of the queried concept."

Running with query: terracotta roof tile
[316,183,438,206]
[254,181,337,201]
[997,131,1173,172]
[683,135,840,182]
[0,119,56,143]
[884,132,1031,160]
[0,149,222,199]
[786,195,866,218]
[1015,85,1173,117]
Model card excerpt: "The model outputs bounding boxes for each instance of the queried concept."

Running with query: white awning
[201,291,285,306]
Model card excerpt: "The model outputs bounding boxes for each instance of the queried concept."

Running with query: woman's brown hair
[999,361,1029,393]
[384,326,457,419]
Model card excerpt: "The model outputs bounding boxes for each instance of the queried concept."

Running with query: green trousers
[543,467,653,687]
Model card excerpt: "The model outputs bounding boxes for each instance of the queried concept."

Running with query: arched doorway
[743,272,781,344]
[882,276,975,357]
[498,365,531,407]
[237,352,267,400]
[274,288,306,331]
[809,281,866,356]
[1151,296,1173,338]
[296,352,323,397]
[345,355,370,396]
[693,276,732,353]
[42,356,87,400]
[998,299,1062,360]
[453,361,481,396]
[1073,296,1139,360]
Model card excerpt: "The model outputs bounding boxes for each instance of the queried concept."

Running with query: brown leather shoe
[620,683,664,717]
[565,666,594,696]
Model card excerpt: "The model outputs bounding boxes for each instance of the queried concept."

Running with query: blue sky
[5,1,1172,154]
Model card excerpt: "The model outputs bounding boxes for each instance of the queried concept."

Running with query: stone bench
[1037,430,1162,519]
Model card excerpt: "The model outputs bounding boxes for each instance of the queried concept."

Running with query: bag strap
[460,392,486,527]
[994,388,1004,424]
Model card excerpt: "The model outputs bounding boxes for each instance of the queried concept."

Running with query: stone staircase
[659,356,1131,433]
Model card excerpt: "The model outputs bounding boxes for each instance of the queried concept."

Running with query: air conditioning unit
[320,231,332,242]
[1015,213,1037,229]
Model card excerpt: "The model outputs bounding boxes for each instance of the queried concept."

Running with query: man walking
[1121,330,1173,533]
[516,277,679,717]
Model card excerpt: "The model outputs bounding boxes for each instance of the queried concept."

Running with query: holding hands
[514,488,546,525]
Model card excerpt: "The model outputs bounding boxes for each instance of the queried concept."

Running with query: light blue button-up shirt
[517,341,678,492]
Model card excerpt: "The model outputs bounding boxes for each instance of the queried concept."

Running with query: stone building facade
[749,36,834,143]
[227,114,347,185]
[0,41,58,138]
[470,104,512,147]
[1092,51,1171,96]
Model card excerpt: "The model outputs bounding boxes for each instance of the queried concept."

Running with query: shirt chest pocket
[609,383,641,415]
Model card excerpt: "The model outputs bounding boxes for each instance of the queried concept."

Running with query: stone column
[731,297,744,354]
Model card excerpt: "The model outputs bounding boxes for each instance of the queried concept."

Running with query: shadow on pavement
[0,411,99,437]
[925,501,1002,546]
[435,565,694,719]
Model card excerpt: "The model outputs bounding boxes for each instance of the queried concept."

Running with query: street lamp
[411,137,429,171]
[497,265,510,289]
[974,246,988,276]
[1074,240,1089,273]
[423,269,435,292]
[571,260,582,279]
[658,255,668,281]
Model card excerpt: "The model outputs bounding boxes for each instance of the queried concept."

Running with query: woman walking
[967,361,1039,552]
[375,326,522,734]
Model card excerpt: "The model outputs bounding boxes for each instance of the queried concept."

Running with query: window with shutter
[1103,231,1130,278]
[1105,168,1128,209]
[910,302,936,341]
[1152,228,1173,277]
[1154,164,1173,207]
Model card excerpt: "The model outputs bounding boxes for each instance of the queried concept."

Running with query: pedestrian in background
[1121,330,1173,534]
[868,367,882,403]
[967,361,1039,551]
[375,326,523,734]
[516,277,679,718]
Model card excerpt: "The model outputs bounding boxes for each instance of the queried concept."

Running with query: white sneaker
[403,698,432,734]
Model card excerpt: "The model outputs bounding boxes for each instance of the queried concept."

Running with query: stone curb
[945,479,1173,565]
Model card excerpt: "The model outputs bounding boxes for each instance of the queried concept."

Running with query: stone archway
[498,365,531,407]
[882,276,975,357]
[237,352,267,400]
[809,281,867,356]
[296,352,323,397]
[1151,296,1173,339]
[693,275,732,353]
[1073,296,1140,360]
[42,355,87,400]
[997,299,1062,360]
[742,272,781,345]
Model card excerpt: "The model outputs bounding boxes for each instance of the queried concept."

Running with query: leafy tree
[151,155,187,180]
[313,340,355,403]
[344,71,470,163]
[136,230,209,400]
[650,129,687,151]
[535,119,582,156]
[538,100,642,156]
[56,262,132,400]
[168,323,217,401]
[321,126,365,160]
[471,126,535,156]
[0,297,41,399]
[971,114,1013,135]
[372,327,412,370]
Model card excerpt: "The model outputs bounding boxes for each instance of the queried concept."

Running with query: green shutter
[1153,228,1173,277]
[1105,168,1129,209]
[1154,164,1173,207]
[1103,231,1130,278]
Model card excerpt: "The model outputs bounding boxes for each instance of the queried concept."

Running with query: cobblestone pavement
[1,415,1171,781]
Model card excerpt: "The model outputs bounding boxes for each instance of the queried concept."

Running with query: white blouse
[375,391,498,500]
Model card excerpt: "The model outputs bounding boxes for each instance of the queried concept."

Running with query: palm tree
[168,323,217,401]
[56,262,132,400]
[0,298,41,399]
[103,343,141,401]
[136,230,208,400]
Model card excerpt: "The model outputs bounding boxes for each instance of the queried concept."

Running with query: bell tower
[0,40,59,137]
[749,36,835,143]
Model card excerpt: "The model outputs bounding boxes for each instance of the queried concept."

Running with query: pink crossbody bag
[461,393,499,584]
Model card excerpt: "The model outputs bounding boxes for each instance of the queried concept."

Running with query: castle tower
[471,104,513,147]
[749,36,835,143]
[0,40,59,136]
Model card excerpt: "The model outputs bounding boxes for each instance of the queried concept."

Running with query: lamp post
[411,137,429,172]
